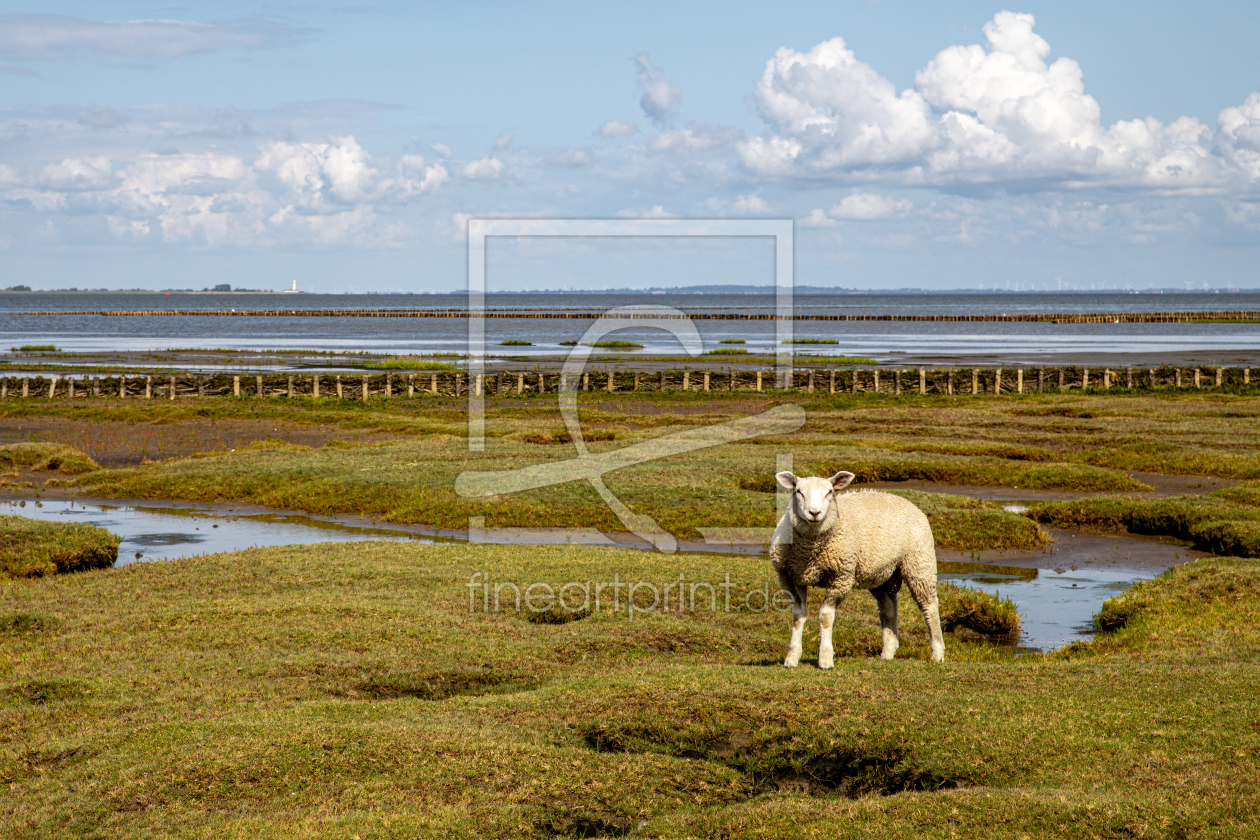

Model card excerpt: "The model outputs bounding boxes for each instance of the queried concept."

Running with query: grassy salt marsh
[2,540,1258,838]
[3,389,1260,835]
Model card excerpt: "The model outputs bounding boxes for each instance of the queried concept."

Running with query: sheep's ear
[829,471,855,490]
[775,471,798,490]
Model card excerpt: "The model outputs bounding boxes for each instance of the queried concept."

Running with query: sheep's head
[775,470,855,525]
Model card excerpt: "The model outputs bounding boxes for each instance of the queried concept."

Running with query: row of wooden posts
[0,365,1254,400]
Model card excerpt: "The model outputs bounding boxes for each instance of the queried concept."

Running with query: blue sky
[1,1,1259,292]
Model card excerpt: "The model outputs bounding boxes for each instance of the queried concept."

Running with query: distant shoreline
[3,288,1257,296]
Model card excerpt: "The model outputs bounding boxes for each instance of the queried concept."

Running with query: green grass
[795,355,879,365]
[358,357,456,371]
[0,442,99,475]
[552,340,643,349]
[2,540,1258,837]
[783,338,838,345]
[705,348,749,355]
[719,339,746,344]
[12,345,57,352]
[0,515,119,578]
[500,340,533,346]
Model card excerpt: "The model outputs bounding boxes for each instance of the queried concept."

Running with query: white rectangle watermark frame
[465,218,795,451]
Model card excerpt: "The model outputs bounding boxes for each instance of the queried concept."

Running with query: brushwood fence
[0,365,1254,402]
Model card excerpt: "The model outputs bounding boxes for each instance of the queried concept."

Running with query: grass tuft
[938,583,1021,636]
[0,516,119,579]
[0,442,98,475]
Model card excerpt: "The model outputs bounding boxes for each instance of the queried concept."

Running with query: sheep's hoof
[782,661,798,669]
[817,662,833,671]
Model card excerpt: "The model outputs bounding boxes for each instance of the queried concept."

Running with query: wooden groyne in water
[1,364,1253,401]
[15,308,1260,323]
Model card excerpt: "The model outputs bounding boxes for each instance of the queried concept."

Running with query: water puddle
[1,498,435,564]
[937,561,1157,652]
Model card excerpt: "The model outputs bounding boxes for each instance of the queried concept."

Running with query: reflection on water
[5,497,1164,652]
[1,498,432,564]
[938,563,1157,653]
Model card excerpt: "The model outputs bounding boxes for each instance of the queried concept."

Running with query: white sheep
[770,470,945,667]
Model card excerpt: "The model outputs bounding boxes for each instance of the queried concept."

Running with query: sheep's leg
[871,570,903,660]
[817,584,852,670]
[906,570,945,663]
[777,571,808,668]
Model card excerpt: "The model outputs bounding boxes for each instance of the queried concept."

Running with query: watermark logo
[466,572,797,618]
[455,219,800,552]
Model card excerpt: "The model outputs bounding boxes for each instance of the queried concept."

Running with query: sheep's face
[776,471,855,524]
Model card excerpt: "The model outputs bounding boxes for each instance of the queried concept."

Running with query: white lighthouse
[282,279,298,293]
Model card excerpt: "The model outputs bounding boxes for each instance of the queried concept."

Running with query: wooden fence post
[1017,369,1023,394]
[1082,368,1089,390]
[830,370,836,394]
[145,376,152,398]
[894,370,902,395]
[68,378,75,399]
[406,375,413,397]
[288,375,295,398]
[119,376,126,398]
[873,370,880,393]
[756,371,763,392]
[995,368,1002,394]
[946,369,953,396]
[233,375,240,397]
[1126,368,1133,389]
[336,375,344,399]
[362,375,370,401]
[919,368,926,395]
[169,376,176,400]
[48,376,58,399]
[972,369,979,395]
[430,373,438,394]
[313,374,320,398]
[610,371,617,392]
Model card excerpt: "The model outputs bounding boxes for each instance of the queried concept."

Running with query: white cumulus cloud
[597,119,639,138]
[462,156,505,180]
[830,192,912,220]
[739,11,1252,192]
[635,53,682,126]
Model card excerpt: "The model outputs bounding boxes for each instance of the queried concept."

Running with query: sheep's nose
[807,508,822,518]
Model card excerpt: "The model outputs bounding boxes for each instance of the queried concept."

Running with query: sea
[5,291,1260,363]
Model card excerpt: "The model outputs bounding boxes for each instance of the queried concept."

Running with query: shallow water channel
[6,496,1203,653]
